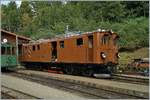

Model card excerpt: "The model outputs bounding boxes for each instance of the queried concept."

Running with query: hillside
[119,47,149,65]
[1,1,149,49]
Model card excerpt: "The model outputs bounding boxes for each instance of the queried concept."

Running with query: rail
[1,85,40,99]
[4,72,147,99]
[112,74,149,85]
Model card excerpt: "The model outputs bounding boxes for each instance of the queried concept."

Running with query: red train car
[20,29,119,77]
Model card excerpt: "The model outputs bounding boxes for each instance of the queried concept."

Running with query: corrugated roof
[1,29,32,41]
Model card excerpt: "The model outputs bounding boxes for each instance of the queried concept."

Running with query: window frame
[59,41,64,48]
[32,45,36,51]
[76,38,83,46]
[114,37,119,46]
[7,47,11,55]
[37,45,40,50]
[1,47,6,55]
[12,47,16,55]
[102,35,110,45]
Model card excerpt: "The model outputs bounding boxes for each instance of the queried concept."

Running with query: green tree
[1,1,20,32]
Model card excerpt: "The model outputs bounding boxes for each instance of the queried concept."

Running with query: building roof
[1,29,32,41]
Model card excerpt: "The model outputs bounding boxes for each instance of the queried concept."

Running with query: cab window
[102,35,110,45]
[114,37,119,46]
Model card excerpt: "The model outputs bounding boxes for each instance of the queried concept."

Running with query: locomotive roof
[51,29,117,40]
[25,29,118,45]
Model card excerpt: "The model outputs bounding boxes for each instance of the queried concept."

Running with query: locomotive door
[88,35,93,62]
[51,41,57,61]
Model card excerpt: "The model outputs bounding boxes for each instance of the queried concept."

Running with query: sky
[1,0,22,7]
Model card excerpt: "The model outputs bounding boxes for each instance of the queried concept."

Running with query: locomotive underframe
[21,62,116,77]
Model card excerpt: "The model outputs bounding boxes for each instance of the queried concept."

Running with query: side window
[32,45,36,51]
[12,47,15,55]
[88,36,93,48]
[114,38,118,46]
[102,35,110,45]
[76,38,83,46]
[60,41,64,48]
[37,45,40,50]
[7,47,11,55]
[1,47,6,54]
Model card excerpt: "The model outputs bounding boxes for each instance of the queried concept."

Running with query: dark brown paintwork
[21,31,119,65]
[1,29,31,61]
[1,29,31,45]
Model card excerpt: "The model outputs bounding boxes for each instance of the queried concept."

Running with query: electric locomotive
[20,29,119,78]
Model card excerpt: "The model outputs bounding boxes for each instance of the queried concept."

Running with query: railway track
[111,74,149,85]
[1,85,40,99]
[18,68,149,85]
[4,72,146,99]
[16,68,148,85]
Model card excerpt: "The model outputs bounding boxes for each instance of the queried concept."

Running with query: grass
[119,47,149,65]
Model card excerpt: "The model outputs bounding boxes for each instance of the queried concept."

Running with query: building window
[37,45,40,50]
[76,38,83,46]
[12,47,15,55]
[60,41,64,48]
[32,45,36,51]
[7,47,11,55]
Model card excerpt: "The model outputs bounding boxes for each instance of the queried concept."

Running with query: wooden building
[1,29,32,63]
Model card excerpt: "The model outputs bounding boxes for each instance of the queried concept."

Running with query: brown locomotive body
[20,30,119,77]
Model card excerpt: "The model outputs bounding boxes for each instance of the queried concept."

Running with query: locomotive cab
[77,30,119,78]
[100,32,119,64]
[99,30,119,74]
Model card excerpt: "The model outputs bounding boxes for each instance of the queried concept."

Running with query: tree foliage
[1,1,149,48]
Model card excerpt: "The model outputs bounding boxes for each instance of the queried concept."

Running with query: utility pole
[66,25,69,33]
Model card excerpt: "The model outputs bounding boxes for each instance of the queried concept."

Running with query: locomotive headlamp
[101,52,106,59]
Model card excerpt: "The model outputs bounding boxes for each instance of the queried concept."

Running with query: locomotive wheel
[65,67,74,75]
[82,69,94,77]
[88,70,94,77]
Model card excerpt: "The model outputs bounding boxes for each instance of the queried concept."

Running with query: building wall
[1,30,31,63]
[1,32,16,45]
